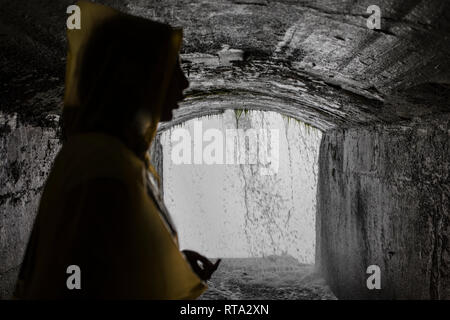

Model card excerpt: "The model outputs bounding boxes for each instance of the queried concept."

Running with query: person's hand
[182,250,221,281]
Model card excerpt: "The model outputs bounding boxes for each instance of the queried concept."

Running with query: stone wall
[0,112,60,298]
[317,115,450,299]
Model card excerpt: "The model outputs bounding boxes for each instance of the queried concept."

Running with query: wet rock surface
[317,114,450,299]
[198,256,336,300]
[1,1,449,128]
[0,112,61,298]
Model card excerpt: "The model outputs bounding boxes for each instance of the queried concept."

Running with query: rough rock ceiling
[1,0,449,130]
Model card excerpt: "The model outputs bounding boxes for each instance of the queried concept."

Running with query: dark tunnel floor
[198,256,337,300]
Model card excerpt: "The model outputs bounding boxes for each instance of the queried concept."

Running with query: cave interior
[0,0,449,299]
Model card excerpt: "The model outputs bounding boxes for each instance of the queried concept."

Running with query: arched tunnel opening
[153,109,331,299]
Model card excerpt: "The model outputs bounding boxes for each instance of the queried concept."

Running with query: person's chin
[161,105,179,122]
[160,111,173,122]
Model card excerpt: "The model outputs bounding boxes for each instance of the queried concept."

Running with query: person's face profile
[160,57,189,122]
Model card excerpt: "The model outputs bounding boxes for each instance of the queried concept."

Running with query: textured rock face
[317,115,450,299]
[161,110,322,263]
[0,112,60,298]
[198,257,337,300]
[2,0,449,128]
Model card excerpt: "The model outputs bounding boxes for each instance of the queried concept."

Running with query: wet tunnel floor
[198,256,337,300]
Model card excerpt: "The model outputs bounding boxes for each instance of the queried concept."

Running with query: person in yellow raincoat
[14,0,220,299]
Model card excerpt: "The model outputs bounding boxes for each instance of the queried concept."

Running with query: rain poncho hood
[63,0,181,141]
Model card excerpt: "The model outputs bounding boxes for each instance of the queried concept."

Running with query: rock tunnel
[1,0,449,299]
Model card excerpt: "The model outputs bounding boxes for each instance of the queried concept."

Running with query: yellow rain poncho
[15,1,207,299]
